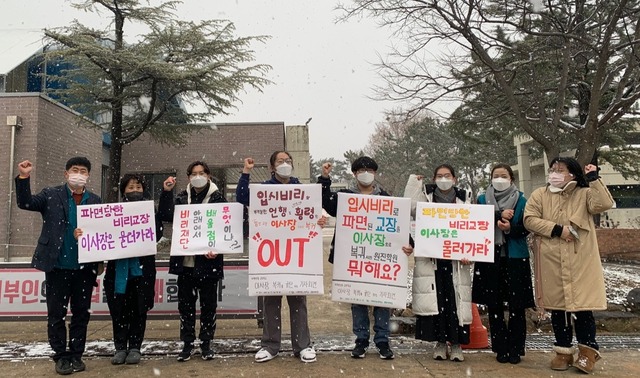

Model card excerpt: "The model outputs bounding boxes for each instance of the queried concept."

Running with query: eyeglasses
[275,159,293,165]
[68,167,89,175]
[356,168,375,174]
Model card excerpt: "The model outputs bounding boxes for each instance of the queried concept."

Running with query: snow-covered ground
[603,262,640,305]
[405,262,640,308]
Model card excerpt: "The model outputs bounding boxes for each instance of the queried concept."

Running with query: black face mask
[124,191,144,202]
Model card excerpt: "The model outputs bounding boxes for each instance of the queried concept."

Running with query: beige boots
[575,344,602,374]
[550,344,601,373]
[550,345,575,371]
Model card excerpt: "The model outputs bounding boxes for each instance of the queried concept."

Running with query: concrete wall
[285,125,311,183]
[0,93,102,261]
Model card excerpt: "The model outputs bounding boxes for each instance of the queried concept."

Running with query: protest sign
[170,202,243,255]
[331,193,410,308]
[248,184,323,296]
[414,202,494,262]
[78,201,156,263]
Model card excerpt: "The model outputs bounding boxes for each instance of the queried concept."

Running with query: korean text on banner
[78,201,157,263]
[331,193,410,309]
[414,202,495,262]
[248,184,324,296]
[170,202,244,256]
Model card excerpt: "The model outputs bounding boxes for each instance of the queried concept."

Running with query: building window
[142,173,176,204]
[608,185,640,208]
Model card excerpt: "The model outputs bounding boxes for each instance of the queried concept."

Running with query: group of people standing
[402,158,613,375]
[15,151,613,375]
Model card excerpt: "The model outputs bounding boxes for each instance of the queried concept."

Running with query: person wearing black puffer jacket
[158,161,225,362]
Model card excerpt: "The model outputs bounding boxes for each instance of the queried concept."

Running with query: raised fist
[17,160,33,177]
[321,162,333,178]
[243,158,255,173]
[163,176,176,191]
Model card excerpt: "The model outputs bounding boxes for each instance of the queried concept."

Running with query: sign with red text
[331,193,410,309]
[170,203,244,255]
[0,262,256,319]
[78,201,157,263]
[414,202,494,262]
[248,184,323,296]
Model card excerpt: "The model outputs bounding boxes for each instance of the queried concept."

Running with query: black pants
[45,268,97,361]
[551,310,598,349]
[107,276,148,351]
[177,269,218,343]
[487,305,527,357]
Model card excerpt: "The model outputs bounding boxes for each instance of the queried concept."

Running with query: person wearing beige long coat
[523,157,614,373]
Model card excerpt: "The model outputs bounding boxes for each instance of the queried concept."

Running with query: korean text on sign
[170,202,244,256]
[414,202,494,262]
[78,201,157,263]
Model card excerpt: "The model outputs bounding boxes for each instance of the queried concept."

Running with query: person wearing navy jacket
[15,157,101,375]
[236,151,319,364]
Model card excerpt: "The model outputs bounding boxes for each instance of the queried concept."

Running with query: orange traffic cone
[462,303,489,349]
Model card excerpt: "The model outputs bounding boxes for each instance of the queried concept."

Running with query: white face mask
[435,178,454,191]
[190,175,208,189]
[491,178,511,192]
[275,163,293,178]
[548,172,569,188]
[68,173,88,188]
[356,171,375,186]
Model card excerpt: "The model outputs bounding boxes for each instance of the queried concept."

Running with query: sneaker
[70,356,86,372]
[201,341,214,361]
[254,348,277,363]
[298,347,317,363]
[177,343,193,362]
[433,342,448,360]
[450,344,464,362]
[55,358,73,375]
[376,342,395,360]
[125,349,141,364]
[111,350,127,365]
[351,341,368,358]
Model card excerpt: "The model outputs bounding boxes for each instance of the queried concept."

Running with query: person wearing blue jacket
[472,163,534,365]
[15,157,101,375]
[236,151,318,364]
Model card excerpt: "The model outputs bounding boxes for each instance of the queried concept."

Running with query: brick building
[0,93,103,261]
[1,93,311,262]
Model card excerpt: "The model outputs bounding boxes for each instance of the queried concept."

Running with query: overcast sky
[1,0,404,161]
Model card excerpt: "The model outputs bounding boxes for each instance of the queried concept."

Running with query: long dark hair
[550,157,588,187]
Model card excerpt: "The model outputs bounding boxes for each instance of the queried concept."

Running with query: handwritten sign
[170,203,244,256]
[331,193,410,308]
[78,201,157,263]
[414,202,494,262]
[248,184,324,296]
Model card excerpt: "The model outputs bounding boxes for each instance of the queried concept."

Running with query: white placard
[331,193,410,309]
[247,184,324,296]
[78,201,157,263]
[170,202,244,255]
[414,202,495,262]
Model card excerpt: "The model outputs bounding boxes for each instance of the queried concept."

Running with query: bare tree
[341,0,640,172]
